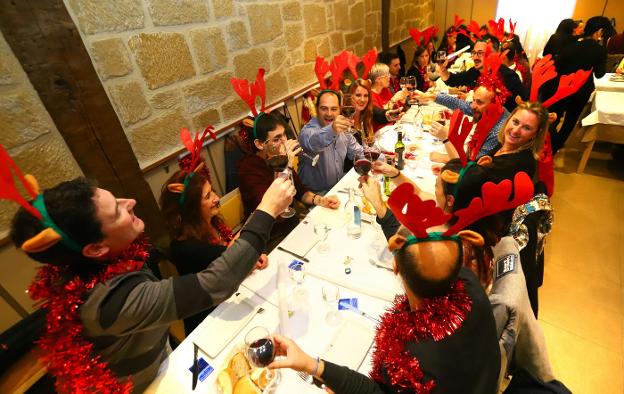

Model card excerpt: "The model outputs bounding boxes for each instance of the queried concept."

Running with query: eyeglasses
[264,134,287,145]
[471,50,486,57]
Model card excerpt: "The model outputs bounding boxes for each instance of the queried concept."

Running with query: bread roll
[217,368,235,394]
[233,375,260,394]
[229,352,251,379]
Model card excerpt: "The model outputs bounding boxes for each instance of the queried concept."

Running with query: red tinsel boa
[27,239,150,393]
[370,280,472,393]
[212,218,234,245]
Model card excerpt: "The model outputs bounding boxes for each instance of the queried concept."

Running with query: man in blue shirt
[298,91,364,193]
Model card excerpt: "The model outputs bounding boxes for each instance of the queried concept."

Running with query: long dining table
[145,102,451,393]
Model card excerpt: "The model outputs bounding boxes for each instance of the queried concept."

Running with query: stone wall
[389,0,434,47]
[0,31,83,329]
[63,0,386,169]
[0,32,82,237]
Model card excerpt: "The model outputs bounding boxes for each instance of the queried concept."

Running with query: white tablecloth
[146,105,443,393]
[593,73,624,93]
[581,90,624,127]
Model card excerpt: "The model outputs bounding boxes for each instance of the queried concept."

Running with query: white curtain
[496,0,577,65]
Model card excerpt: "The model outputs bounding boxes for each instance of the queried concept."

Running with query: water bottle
[345,187,362,239]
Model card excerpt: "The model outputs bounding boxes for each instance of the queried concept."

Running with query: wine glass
[406,76,417,105]
[322,284,341,325]
[353,152,373,178]
[314,223,330,253]
[245,326,276,380]
[265,139,296,218]
[399,76,409,91]
[341,93,356,133]
[436,50,447,65]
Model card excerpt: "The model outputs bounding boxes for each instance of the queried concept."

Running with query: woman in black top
[405,46,432,92]
[545,16,608,154]
[543,19,578,59]
[160,170,268,334]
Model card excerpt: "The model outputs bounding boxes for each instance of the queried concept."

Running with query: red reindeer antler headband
[409,25,439,47]
[488,18,517,43]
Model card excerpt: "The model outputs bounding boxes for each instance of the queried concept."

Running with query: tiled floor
[540,144,624,393]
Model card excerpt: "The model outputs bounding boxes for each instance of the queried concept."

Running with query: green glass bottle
[395,131,405,170]
[383,155,393,196]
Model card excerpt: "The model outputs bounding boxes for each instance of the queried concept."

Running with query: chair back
[219,188,245,232]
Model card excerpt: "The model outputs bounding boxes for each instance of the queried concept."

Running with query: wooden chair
[219,188,246,232]
[0,350,47,394]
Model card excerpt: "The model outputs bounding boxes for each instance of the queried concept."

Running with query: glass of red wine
[265,139,296,218]
[353,151,373,178]
[341,93,356,133]
[406,76,417,105]
[245,326,276,379]
[436,50,447,65]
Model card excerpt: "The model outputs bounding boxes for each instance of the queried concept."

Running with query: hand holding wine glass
[245,326,276,379]
[341,93,356,133]
[264,139,297,218]
[430,121,449,141]
[257,177,295,219]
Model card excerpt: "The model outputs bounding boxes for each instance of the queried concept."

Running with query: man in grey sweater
[10,176,295,391]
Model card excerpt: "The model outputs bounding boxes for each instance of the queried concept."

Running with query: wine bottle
[383,156,392,196]
[395,131,405,170]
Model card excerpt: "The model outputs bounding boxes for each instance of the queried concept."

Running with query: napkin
[323,317,375,371]
[278,219,321,258]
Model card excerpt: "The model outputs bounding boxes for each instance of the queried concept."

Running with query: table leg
[577,140,595,173]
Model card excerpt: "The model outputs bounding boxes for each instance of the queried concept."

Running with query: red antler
[529,55,557,102]
[453,14,465,31]
[466,20,486,41]
[445,172,534,235]
[179,125,216,173]
[409,27,423,46]
[329,51,349,90]
[421,26,439,46]
[0,145,42,220]
[347,51,361,79]
[447,109,474,167]
[388,183,452,238]
[230,68,266,117]
[541,68,592,108]
[315,57,331,90]
[488,18,506,43]
[468,102,504,161]
[361,48,378,79]
[508,20,517,39]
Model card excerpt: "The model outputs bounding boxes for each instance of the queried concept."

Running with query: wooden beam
[0,0,167,242]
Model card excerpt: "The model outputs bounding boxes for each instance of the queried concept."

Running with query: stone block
[0,35,22,85]
[233,48,269,81]
[182,71,233,113]
[289,49,304,65]
[247,4,283,44]
[363,35,375,51]
[128,32,196,90]
[146,0,208,26]
[190,27,227,75]
[213,0,234,18]
[281,1,301,21]
[284,23,303,51]
[355,43,365,56]
[150,89,181,110]
[271,47,288,70]
[0,92,53,149]
[333,1,349,30]
[192,109,221,130]
[108,81,151,125]
[90,38,132,80]
[220,99,250,123]
[265,70,289,104]
[349,2,365,31]
[302,4,327,38]
[287,63,315,90]
[365,12,378,35]
[303,39,317,63]
[317,36,331,58]
[225,21,250,51]
[345,30,364,48]
[329,32,345,54]
[0,135,82,231]
[127,108,190,167]
[67,0,144,34]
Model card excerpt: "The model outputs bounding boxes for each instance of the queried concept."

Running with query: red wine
[436,120,445,125]
[354,159,372,175]
[341,106,356,118]
[267,155,288,172]
[366,150,381,161]
[247,338,275,367]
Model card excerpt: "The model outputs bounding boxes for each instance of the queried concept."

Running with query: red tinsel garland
[213,217,234,245]
[370,280,472,393]
[27,239,150,393]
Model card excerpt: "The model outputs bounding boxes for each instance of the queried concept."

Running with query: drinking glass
[245,326,276,379]
[288,261,306,285]
[399,76,409,91]
[353,152,373,177]
[406,76,417,104]
[265,139,296,218]
[341,94,356,133]
[322,284,341,325]
[314,223,330,253]
[436,50,447,65]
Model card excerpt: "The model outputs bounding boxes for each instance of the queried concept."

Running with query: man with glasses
[439,40,527,112]
[298,90,364,194]
[238,111,341,247]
